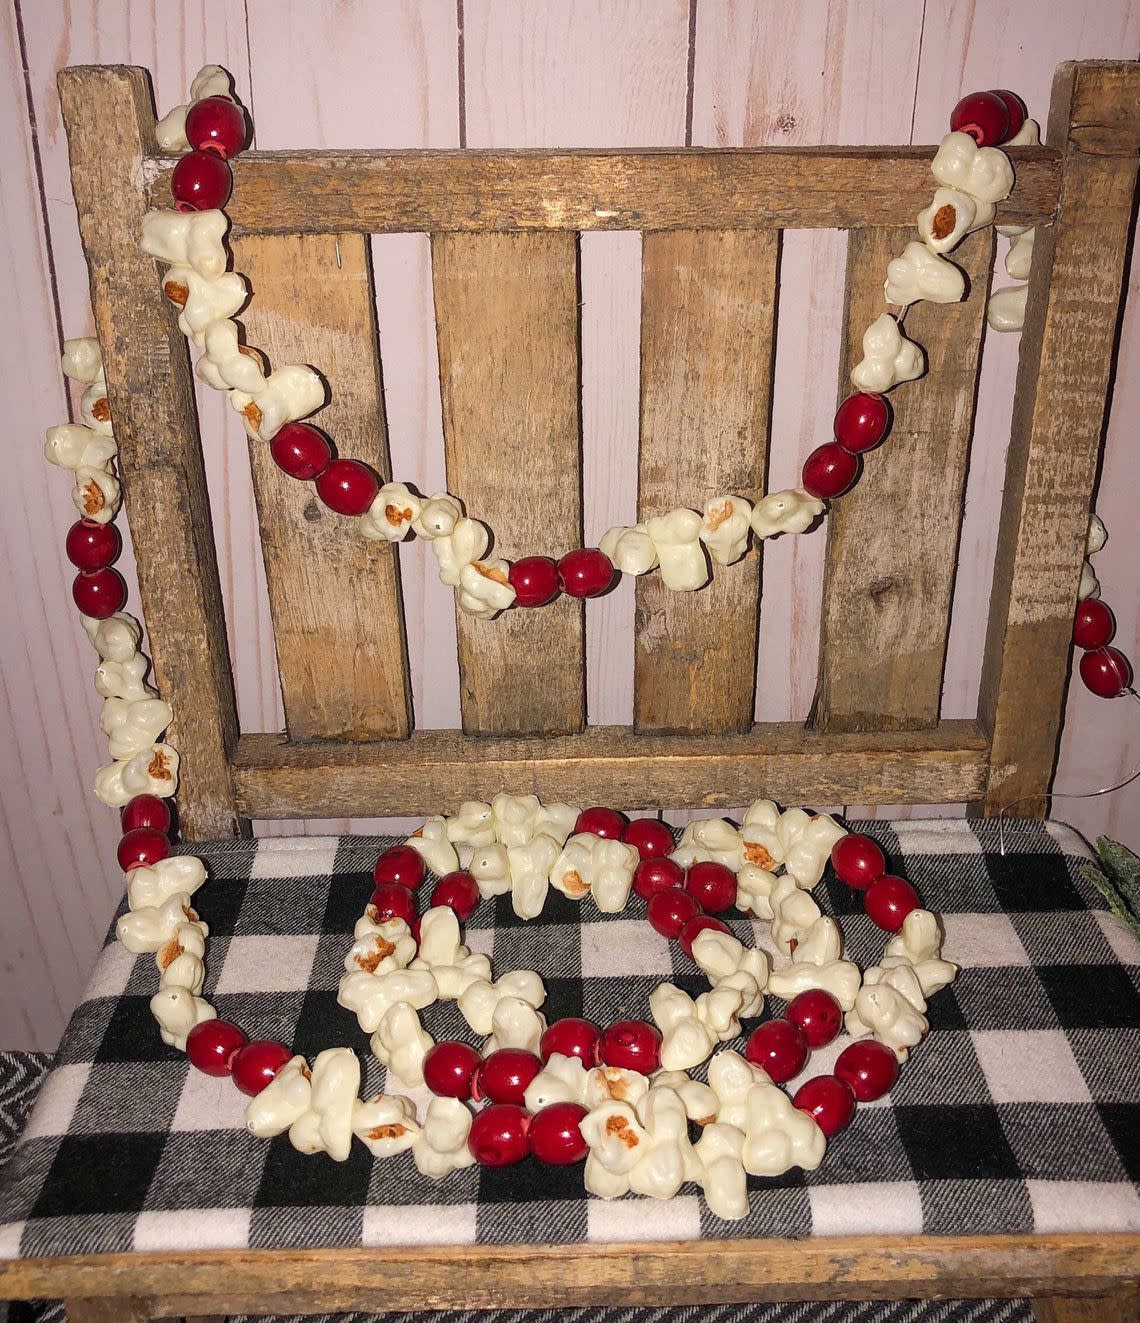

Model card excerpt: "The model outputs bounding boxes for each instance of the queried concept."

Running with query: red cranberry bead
[574,806,628,838]
[802,442,860,500]
[622,817,675,860]
[949,90,1010,146]
[529,1101,589,1165]
[473,1049,543,1105]
[469,1102,531,1166]
[864,874,920,933]
[121,794,172,834]
[315,459,380,517]
[231,1040,291,1096]
[558,547,614,599]
[632,857,685,901]
[685,861,736,913]
[833,392,890,453]
[646,886,702,940]
[679,914,732,960]
[171,148,232,210]
[793,1074,856,1137]
[117,826,171,872]
[185,95,248,158]
[600,1019,662,1073]
[429,871,480,921]
[1080,646,1132,699]
[186,1019,247,1077]
[422,1040,482,1099]
[369,881,417,926]
[374,844,426,891]
[830,834,886,891]
[989,89,1028,139]
[745,1018,808,1084]
[786,989,843,1048]
[72,567,127,619]
[540,1017,601,1066]
[270,423,332,481]
[1073,598,1116,650]
[508,556,560,608]
[65,519,121,571]
[835,1039,899,1102]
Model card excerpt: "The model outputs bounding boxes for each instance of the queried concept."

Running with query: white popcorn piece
[161,267,247,345]
[93,743,179,808]
[650,1070,719,1126]
[735,863,780,919]
[706,1050,770,1130]
[534,802,579,847]
[470,842,512,898]
[507,833,560,919]
[343,919,417,978]
[584,1065,650,1110]
[718,968,765,1019]
[987,284,1028,333]
[150,985,215,1051]
[157,921,206,994]
[1005,228,1034,280]
[411,493,463,541]
[405,816,460,877]
[550,833,637,913]
[196,319,267,393]
[44,424,116,472]
[850,314,925,393]
[931,131,1015,205]
[72,466,122,523]
[352,1093,420,1159]
[751,488,824,539]
[646,509,710,592]
[671,817,744,872]
[99,696,173,761]
[359,482,423,543]
[446,800,496,847]
[599,522,659,576]
[230,365,325,441]
[1087,514,1107,556]
[189,64,233,102]
[412,1096,475,1180]
[61,337,104,384]
[431,517,489,587]
[491,792,542,847]
[741,1079,826,1177]
[457,560,516,619]
[766,917,862,1011]
[770,875,823,956]
[126,855,207,912]
[457,969,545,1036]
[700,495,752,566]
[550,833,594,902]
[484,996,547,1055]
[246,1055,311,1139]
[338,967,438,1035]
[154,103,190,153]
[117,893,203,953]
[95,651,154,703]
[696,1121,748,1220]
[918,186,995,255]
[82,612,141,663]
[288,1048,360,1162]
[650,983,717,1071]
[525,1052,589,1112]
[881,908,957,998]
[691,929,769,996]
[1078,559,1100,602]
[845,965,929,1060]
[784,814,847,888]
[581,1101,647,1194]
[626,1085,702,1200]
[370,1002,434,1088]
[885,240,966,307]
[141,208,229,281]
[409,906,491,999]
[1007,117,1040,149]
[80,381,114,436]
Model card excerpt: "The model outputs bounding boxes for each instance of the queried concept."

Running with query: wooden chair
[1,55,1137,1322]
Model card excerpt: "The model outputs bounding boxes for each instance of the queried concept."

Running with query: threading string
[997,688,1140,855]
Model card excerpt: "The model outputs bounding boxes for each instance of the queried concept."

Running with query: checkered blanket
[1,818,1137,1259]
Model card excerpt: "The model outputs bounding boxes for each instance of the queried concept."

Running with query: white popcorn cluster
[47,338,122,525]
[1077,512,1109,605]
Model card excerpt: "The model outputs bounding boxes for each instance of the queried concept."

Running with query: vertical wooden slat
[58,65,243,840]
[976,61,1140,816]
[634,230,778,733]
[234,233,411,741]
[811,225,994,732]
[431,232,585,735]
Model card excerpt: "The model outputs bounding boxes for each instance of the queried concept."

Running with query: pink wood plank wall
[1,0,1138,1048]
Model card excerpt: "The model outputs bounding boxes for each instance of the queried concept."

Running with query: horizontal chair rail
[145,146,1061,234]
[232,720,990,818]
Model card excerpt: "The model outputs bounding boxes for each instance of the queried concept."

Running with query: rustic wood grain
[64,1298,150,1323]
[431,232,584,734]
[1034,1289,1140,1323]
[634,229,777,732]
[58,65,244,840]
[233,232,411,741]
[976,61,1140,816]
[813,224,994,732]
[145,147,1061,235]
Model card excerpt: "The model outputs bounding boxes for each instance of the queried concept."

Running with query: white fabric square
[84,942,137,1000]
[134,1207,251,1250]
[19,1064,90,1140]
[1094,910,1140,966]
[213,935,318,994]
[1028,1180,1140,1232]
[941,912,1030,967]
[0,1223,24,1257]
[580,920,673,979]
[171,1066,255,1132]
[250,835,338,879]
[588,1194,701,1242]
[363,1202,477,1246]
[971,1030,1092,1104]
[809,1181,923,1235]
[891,822,982,856]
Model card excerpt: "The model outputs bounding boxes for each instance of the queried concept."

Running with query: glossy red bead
[66,519,121,571]
[646,886,703,940]
[574,806,627,839]
[793,1074,856,1137]
[685,861,736,913]
[72,567,127,619]
[1073,598,1115,650]
[949,90,1010,146]
[185,95,247,158]
[632,856,685,901]
[599,1019,662,1074]
[835,1038,899,1102]
[430,870,480,921]
[529,1102,589,1165]
[422,1039,482,1099]
[557,547,614,598]
[315,459,379,516]
[830,833,887,891]
[186,1019,248,1077]
[121,794,173,835]
[864,874,920,933]
[989,89,1027,139]
[540,1017,601,1066]
[833,392,890,453]
[231,1040,291,1096]
[802,442,860,500]
[786,989,843,1048]
[117,826,171,872]
[369,881,417,926]
[473,1049,543,1105]
[270,422,332,481]
[622,817,675,860]
[170,148,232,210]
[468,1102,531,1166]
[373,844,426,891]
[508,556,561,608]
[745,1018,809,1084]
[1080,646,1133,698]
[679,914,732,960]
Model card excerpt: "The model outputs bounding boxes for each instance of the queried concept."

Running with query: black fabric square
[985,851,1085,913]
[894,1104,1021,1180]
[1037,964,1140,1028]
[477,1155,586,1204]
[291,991,366,1059]
[256,1133,372,1207]
[822,873,864,916]
[923,983,970,1031]
[93,997,183,1064]
[540,975,585,1023]
[31,1133,166,1217]
[192,877,248,937]
[1098,1103,1140,1181]
[321,872,375,934]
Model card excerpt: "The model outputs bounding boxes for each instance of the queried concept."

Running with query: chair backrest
[57,60,1140,840]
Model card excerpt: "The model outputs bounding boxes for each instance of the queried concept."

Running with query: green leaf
[1081,863,1140,937]
[1095,837,1140,920]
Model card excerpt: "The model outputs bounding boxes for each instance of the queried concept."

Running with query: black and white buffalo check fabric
[0,817,1137,1259]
